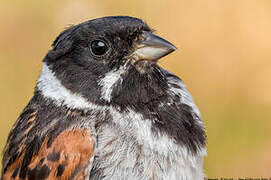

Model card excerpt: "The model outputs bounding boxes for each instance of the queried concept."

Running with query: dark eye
[90,40,108,56]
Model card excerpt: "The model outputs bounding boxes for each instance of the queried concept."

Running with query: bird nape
[2,16,206,180]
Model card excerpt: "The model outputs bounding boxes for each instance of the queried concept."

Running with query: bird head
[42,16,177,107]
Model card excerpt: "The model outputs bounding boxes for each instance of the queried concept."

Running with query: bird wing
[2,106,96,180]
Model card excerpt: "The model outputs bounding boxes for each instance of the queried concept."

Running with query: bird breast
[91,107,206,180]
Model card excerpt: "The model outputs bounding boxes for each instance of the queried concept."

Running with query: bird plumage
[2,16,206,180]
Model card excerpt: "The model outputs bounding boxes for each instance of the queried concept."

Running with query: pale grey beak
[132,31,177,62]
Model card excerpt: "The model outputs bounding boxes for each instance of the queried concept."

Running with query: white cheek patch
[98,66,127,102]
[37,64,96,110]
[37,63,128,108]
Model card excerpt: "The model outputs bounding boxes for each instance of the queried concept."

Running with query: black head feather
[42,16,167,106]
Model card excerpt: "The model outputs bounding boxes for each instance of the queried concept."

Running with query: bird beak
[132,31,177,62]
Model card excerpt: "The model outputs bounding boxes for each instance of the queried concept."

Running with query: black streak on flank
[28,165,51,180]
[56,164,65,176]
[68,166,83,180]
[47,150,60,162]
[19,136,43,179]
[38,165,51,179]
[39,158,45,165]
[11,167,19,178]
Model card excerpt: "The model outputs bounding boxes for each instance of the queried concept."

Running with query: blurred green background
[0,0,271,177]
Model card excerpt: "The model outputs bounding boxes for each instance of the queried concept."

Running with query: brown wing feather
[3,128,96,180]
[2,94,97,180]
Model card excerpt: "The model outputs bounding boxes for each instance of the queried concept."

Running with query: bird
[1,16,206,180]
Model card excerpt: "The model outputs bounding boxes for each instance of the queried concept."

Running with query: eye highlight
[90,40,108,56]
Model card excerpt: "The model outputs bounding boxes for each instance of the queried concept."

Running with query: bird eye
[90,40,108,56]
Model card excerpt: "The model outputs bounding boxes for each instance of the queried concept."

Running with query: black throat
[110,65,169,108]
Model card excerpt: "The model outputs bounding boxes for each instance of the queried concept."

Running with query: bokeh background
[0,0,271,178]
